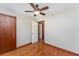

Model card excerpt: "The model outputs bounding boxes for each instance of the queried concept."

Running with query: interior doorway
[38,21,44,43]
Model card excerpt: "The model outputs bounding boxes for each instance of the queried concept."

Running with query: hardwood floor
[0,40,78,56]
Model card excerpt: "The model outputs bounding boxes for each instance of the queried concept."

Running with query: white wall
[17,15,32,47]
[39,24,42,39]
[0,5,34,47]
[76,5,79,54]
[45,4,79,54]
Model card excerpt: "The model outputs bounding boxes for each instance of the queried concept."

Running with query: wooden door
[0,14,16,54]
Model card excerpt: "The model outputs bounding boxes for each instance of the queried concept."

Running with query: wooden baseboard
[45,43,79,56]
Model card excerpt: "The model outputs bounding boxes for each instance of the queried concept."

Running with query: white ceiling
[0,3,78,18]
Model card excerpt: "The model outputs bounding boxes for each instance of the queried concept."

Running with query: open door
[32,21,38,43]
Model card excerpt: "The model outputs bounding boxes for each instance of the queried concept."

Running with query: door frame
[38,21,44,42]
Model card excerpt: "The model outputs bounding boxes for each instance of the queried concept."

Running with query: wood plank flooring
[0,40,78,56]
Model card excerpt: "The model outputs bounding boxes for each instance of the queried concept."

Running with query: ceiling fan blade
[36,4,39,11]
[40,6,49,11]
[25,11,34,12]
[29,3,36,11]
[40,12,46,15]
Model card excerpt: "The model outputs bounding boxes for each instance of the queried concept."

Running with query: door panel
[0,14,16,54]
[32,21,38,43]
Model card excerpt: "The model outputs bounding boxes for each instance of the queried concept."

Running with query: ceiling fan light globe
[34,11,40,15]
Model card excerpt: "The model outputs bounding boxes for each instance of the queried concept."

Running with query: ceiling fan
[24,3,49,17]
